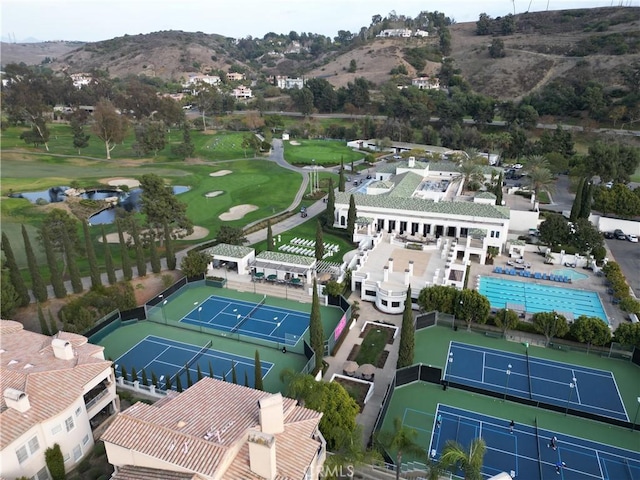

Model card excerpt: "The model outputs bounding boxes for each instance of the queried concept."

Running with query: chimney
[388,258,394,272]
[4,388,30,413]
[248,431,276,480]
[51,339,74,360]
[408,261,414,276]
[383,266,389,282]
[408,156,415,168]
[259,393,284,434]
[404,269,410,286]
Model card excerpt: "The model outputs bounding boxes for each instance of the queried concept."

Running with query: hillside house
[226,72,245,81]
[377,29,412,38]
[273,75,305,90]
[70,73,92,89]
[232,85,253,99]
[412,76,440,90]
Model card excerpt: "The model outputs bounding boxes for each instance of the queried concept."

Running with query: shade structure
[343,361,359,375]
[358,363,376,376]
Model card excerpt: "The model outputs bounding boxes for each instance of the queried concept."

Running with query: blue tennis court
[181,295,309,346]
[444,342,628,422]
[427,405,640,480]
[114,335,273,390]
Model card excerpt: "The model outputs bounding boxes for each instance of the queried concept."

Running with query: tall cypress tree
[309,278,324,372]
[165,373,172,391]
[130,367,138,382]
[22,225,48,302]
[62,228,83,294]
[197,364,203,381]
[495,172,503,206]
[186,364,193,387]
[397,286,415,368]
[149,232,161,273]
[176,375,183,392]
[254,350,263,390]
[580,180,592,219]
[141,368,148,386]
[267,220,273,251]
[1,232,30,307]
[208,360,215,379]
[231,361,238,384]
[42,229,66,298]
[315,220,324,261]
[338,158,346,192]
[101,226,117,284]
[82,220,102,288]
[164,220,176,270]
[131,222,147,277]
[48,309,59,335]
[151,372,158,387]
[346,194,357,239]
[38,304,50,335]
[117,219,133,281]
[570,177,584,221]
[325,178,335,226]
[244,371,249,387]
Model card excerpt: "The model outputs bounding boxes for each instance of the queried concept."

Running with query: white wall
[509,209,540,232]
[590,215,640,236]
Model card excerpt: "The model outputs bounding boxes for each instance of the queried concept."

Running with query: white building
[232,85,253,99]
[101,378,326,480]
[377,29,412,38]
[182,74,221,89]
[226,72,245,81]
[273,75,305,90]
[412,76,440,90]
[0,320,118,480]
[70,73,92,89]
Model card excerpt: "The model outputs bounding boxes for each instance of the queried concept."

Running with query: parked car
[627,234,638,243]
[614,229,626,240]
[603,231,615,239]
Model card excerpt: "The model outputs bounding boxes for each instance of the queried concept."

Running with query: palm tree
[324,425,383,479]
[457,160,484,192]
[523,154,549,173]
[527,166,555,199]
[440,438,486,480]
[376,417,426,480]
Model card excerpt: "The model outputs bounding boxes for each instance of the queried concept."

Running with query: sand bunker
[205,191,223,198]
[102,177,140,188]
[101,226,209,243]
[219,204,258,221]
[209,170,232,177]
[289,141,301,146]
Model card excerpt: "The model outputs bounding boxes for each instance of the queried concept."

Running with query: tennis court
[114,335,273,390]
[180,295,309,346]
[444,342,628,421]
[427,404,640,480]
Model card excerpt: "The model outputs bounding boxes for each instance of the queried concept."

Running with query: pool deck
[469,243,626,329]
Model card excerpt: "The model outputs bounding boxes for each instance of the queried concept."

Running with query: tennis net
[525,348,533,399]
[231,295,266,333]
[534,416,544,480]
[169,340,212,383]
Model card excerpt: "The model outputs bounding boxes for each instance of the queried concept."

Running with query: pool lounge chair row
[492,266,572,283]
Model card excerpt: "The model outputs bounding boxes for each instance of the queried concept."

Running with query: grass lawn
[283,139,363,166]
[353,328,388,366]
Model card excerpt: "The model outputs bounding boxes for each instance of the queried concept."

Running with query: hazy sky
[2,0,636,43]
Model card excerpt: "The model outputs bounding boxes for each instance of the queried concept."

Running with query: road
[605,238,640,299]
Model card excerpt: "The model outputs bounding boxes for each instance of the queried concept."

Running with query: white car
[627,234,638,243]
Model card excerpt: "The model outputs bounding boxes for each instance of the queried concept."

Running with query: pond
[8,185,190,225]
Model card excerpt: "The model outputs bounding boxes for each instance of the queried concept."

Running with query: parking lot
[605,237,640,298]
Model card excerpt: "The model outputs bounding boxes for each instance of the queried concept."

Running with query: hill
[1,7,638,101]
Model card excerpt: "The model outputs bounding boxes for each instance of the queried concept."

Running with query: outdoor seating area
[278,238,340,259]
[252,272,305,288]
[492,266,573,283]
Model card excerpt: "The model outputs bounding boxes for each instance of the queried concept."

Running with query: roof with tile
[256,250,316,266]
[101,377,322,479]
[110,466,204,480]
[0,320,112,449]
[203,243,254,258]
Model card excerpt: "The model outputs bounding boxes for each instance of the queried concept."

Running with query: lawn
[351,328,389,367]
[283,139,363,166]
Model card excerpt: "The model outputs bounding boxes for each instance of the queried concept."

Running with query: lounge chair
[534,272,542,279]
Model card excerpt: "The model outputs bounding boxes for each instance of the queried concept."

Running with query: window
[75,407,82,417]
[391,301,400,308]
[381,300,388,306]
[82,434,90,446]
[72,444,82,462]
[32,467,50,480]
[495,231,500,238]
[51,424,62,436]
[15,435,40,464]
[364,289,376,297]
[65,416,75,432]
[63,453,71,463]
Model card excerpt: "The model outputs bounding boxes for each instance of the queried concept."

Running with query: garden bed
[330,374,374,412]
[348,327,390,368]
[359,322,397,344]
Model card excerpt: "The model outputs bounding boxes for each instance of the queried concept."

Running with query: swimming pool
[552,268,589,281]
[479,276,608,323]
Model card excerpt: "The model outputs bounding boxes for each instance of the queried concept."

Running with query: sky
[1,0,637,43]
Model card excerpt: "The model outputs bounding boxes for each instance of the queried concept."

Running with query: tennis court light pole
[161,300,167,323]
[565,377,577,415]
[448,352,454,378]
[198,306,203,323]
[632,397,640,432]
[504,364,512,401]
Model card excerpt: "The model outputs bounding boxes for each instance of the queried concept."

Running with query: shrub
[45,444,65,480]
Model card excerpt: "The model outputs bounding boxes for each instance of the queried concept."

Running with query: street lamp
[565,377,577,415]
[504,364,512,401]
[632,397,640,432]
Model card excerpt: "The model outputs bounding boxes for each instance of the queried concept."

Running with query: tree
[48,309,59,335]
[130,367,138,382]
[241,133,262,157]
[325,178,336,226]
[348,59,357,73]
[216,226,247,245]
[613,322,640,348]
[62,228,83,294]
[197,364,203,381]
[456,289,491,331]
[172,122,195,160]
[457,159,484,192]
[347,195,357,238]
[70,117,90,154]
[339,159,346,192]
[42,229,66,298]
[37,303,50,335]
[580,180,592,219]
[570,177,585,221]
[267,220,274,251]
[532,311,569,346]
[315,221,325,261]
[254,350,263,390]
[176,374,183,392]
[39,209,81,273]
[489,38,506,58]
[570,315,611,353]
[1,232,30,306]
[417,285,459,314]
[208,361,215,379]
[148,233,161,274]
[397,287,415,368]
[102,226,117,284]
[244,371,249,387]
[571,218,604,254]
[193,83,222,131]
[22,225,48,302]
[186,364,193,387]
[20,117,50,149]
[494,309,519,337]
[117,219,133,281]
[163,220,177,270]
[310,279,324,372]
[134,119,167,157]
[1,265,21,318]
[181,249,212,277]
[376,417,426,480]
[141,368,149,386]
[440,438,486,480]
[82,221,102,288]
[92,99,128,159]
[140,173,193,234]
[527,167,555,200]
[291,87,314,116]
[538,214,571,247]
[130,221,147,277]
[165,373,172,391]
[231,362,238,384]
[44,444,65,480]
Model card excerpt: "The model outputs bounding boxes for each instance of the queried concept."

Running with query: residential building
[226,72,245,82]
[0,320,118,480]
[411,76,440,90]
[414,29,429,37]
[232,85,253,99]
[272,76,305,90]
[101,377,326,480]
[70,73,92,89]
[182,74,221,89]
[376,29,412,38]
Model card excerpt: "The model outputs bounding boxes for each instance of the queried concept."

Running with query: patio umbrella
[343,361,359,375]
[358,363,376,377]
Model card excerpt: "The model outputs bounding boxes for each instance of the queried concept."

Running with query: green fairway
[283,139,362,166]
